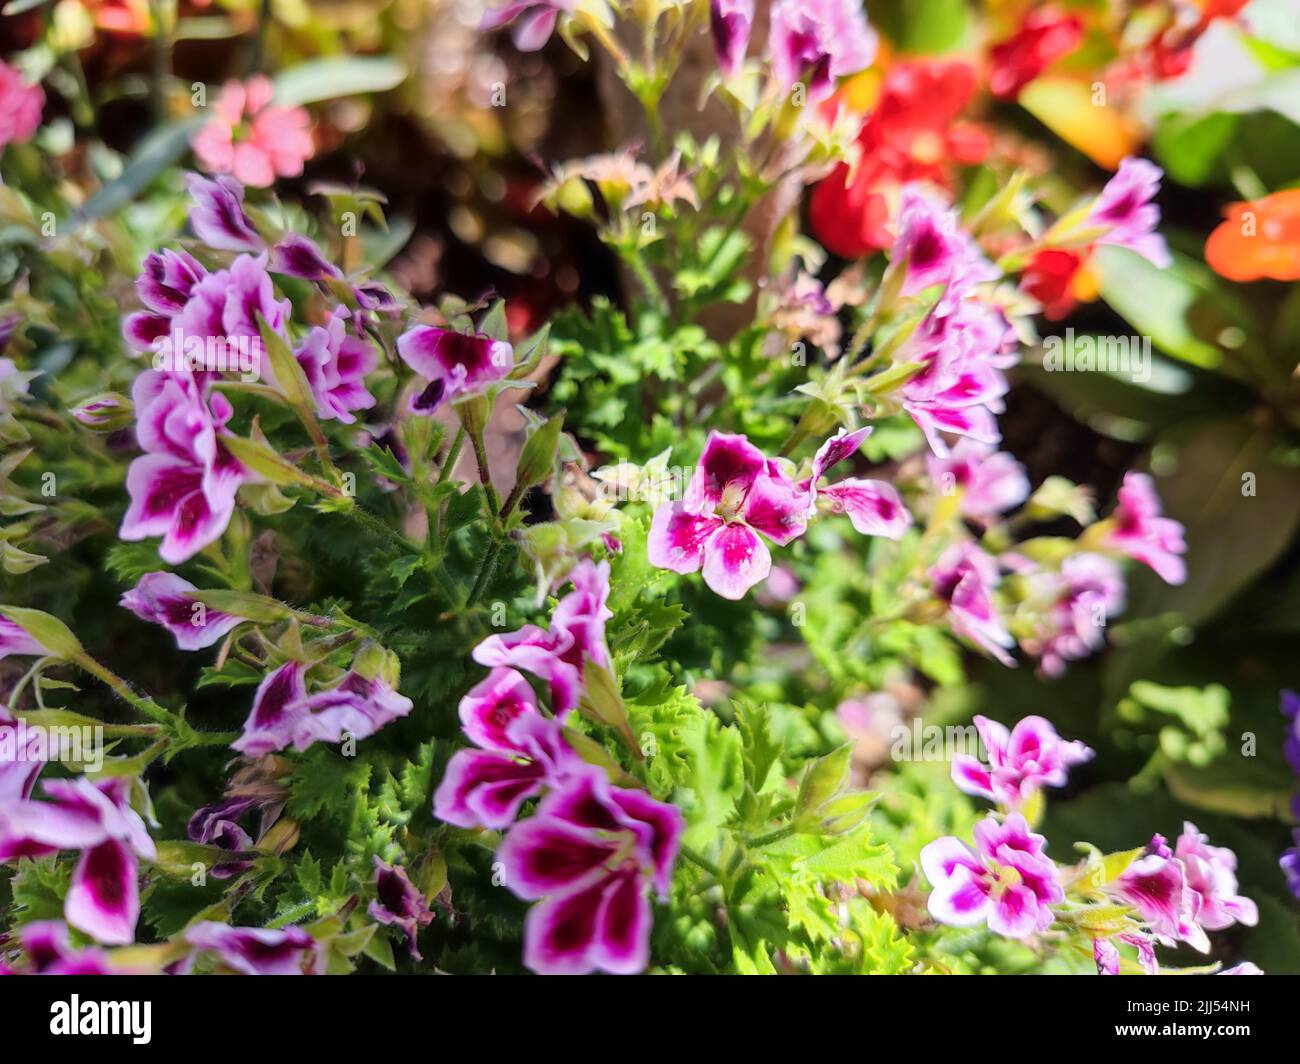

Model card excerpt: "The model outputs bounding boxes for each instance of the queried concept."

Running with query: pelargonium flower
[926,439,1029,521]
[192,76,313,188]
[187,796,259,878]
[498,771,683,975]
[710,0,754,77]
[810,60,989,258]
[434,706,585,830]
[295,309,377,424]
[1103,471,1187,585]
[480,0,574,51]
[120,372,248,564]
[369,857,435,959]
[899,299,1012,457]
[473,559,613,715]
[180,922,320,975]
[1112,849,1209,953]
[4,921,116,975]
[1174,822,1258,932]
[1018,552,1126,677]
[232,661,413,756]
[801,427,912,538]
[121,248,208,353]
[891,187,1000,309]
[397,325,513,415]
[1020,247,1095,321]
[0,60,44,150]
[1220,962,1263,974]
[950,714,1093,810]
[1093,932,1158,975]
[648,432,808,600]
[120,571,245,651]
[185,172,265,253]
[0,707,47,804]
[0,615,48,662]
[769,0,877,103]
[0,776,156,945]
[929,541,1015,665]
[270,232,342,281]
[987,8,1084,99]
[1087,157,1172,269]
[919,813,1063,938]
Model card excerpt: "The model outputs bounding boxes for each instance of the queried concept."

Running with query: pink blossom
[120,571,245,650]
[711,0,754,76]
[0,777,156,945]
[0,707,47,804]
[891,187,999,309]
[180,922,321,975]
[232,661,413,756]
[1104,472,1186,585]
[920,813,1063,938]
[1088,157,1171,268]
[472,559,613,715]
[0,61,44,150]
[929,541,1015,664]
[434,686,584,830]
[4,921,116,975]
[480,0,574,51]
[648,432,808,599]
[397,326,513,414]
[926,439,1029,521]
[770,0,877,103]
[192,76,313,188]
[1018,553,1126,677]
[802,427,913,539]
[1112,851,1210,953]
[1174,821,1258,932]
[295,308,377,424]
[0,616,48,662]
[120,372,248,564]
[950,715,1093,809]
[1220,962,1263,974]
[899,299,1012,457]
[497,771,682,974]
[185,172,265,252]
[369,857,435,959]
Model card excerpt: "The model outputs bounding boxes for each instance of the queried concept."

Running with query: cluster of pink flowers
[433,561,684,974]
[922,714,1258,972]
[648,429,910,599]
[118,174,384,562]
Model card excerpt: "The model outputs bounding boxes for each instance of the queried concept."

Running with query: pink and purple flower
[369,857,435,959]
[710,0,754,77]
[0,776,156,945]
[929,541,1015,664]
[950,714,1093,810]
[397,326,514,415]
[232,661,413,756]
[769,0,877,103]
[295,309,377,424]
[648,432,808,600]
[920,813,1063,938]
[120,571,245,651]
[926,439,1029,521]
[1104,471,1187,585]
[473,559,613,715]
[480,0,574,52]
[1087,157,1171,268]
[498,771,683,975]
[180,921,321,975]
[801,427,913,538]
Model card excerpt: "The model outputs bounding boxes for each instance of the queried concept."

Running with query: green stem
[679,845,722,879]
[466,537,504,607]
[747,824,796,850]
[469,430,501,515]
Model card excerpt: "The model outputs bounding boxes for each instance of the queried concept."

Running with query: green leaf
[72,118,205,226]
[272,57,408,107]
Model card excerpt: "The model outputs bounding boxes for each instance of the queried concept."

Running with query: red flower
[1020,249,1087,320]
[809,60,989,259]
[987,8,1084,100]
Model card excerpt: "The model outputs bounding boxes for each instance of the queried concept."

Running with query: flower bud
[72,392,134,432]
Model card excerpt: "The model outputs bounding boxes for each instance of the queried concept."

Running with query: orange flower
[1205,190,1300,283]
